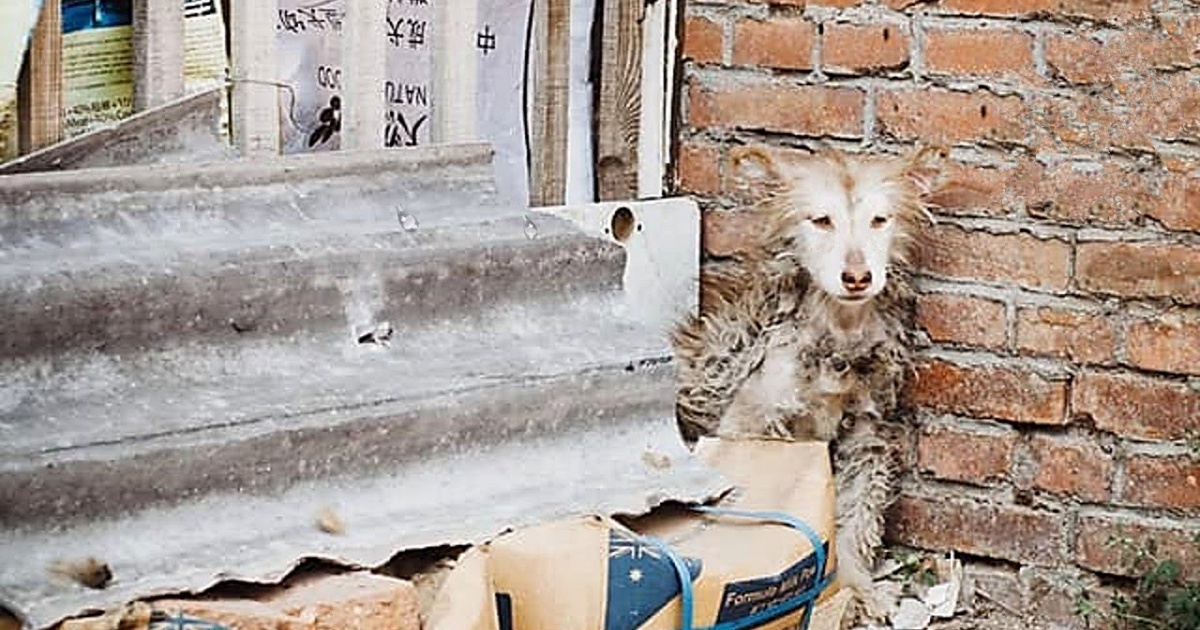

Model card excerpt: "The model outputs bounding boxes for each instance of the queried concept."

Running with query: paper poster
[62,0,229,139]
[277,0,534,205]
[183,0,229,94]
[62,0,134,137]
[476,0,534,206]
[277,0,434,153]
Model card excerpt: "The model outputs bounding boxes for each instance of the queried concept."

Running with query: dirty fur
[673,147,940,624]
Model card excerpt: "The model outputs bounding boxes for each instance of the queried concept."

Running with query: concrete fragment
[925,556,964,618]
[267,573,420,630]
[891,598,932,630]
[923,583,956,618]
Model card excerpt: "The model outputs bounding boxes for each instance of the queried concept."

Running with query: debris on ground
[856,550,967,630]
[56,572,420,630]
[314,505,345,535]
[49,558,114,591]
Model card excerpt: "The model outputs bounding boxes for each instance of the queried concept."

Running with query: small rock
[891,598,932,630]
[315,506,345,535]
[641,449,671,470]
[923,582,957,618]
[49,557,113,590]
[875,579,904,617]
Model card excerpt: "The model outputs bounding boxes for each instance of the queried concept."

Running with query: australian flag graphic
[604,529,703,630]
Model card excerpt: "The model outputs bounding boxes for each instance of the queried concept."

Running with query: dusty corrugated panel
[0,144,723,629]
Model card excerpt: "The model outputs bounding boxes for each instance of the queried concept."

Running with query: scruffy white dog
[673,146,942,624]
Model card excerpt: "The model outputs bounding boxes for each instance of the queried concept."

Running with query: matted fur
[672,147,940,624]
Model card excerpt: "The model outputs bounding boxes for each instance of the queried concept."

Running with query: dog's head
[736,147,943,304]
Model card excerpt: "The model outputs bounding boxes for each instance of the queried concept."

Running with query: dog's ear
[729,146,786,191]
[904,145,947,198]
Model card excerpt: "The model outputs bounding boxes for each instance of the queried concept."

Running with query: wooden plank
[637,0,667,199]
[529,0,570,206]
[230,0,278,156]
[433,0,477,144]
[133,0,185,110]
[17,0,63,154]
[342,0,387,150]
[594,0,641,201]
[662,0,681,195]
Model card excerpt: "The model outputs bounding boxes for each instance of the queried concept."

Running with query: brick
[908,359,1068,426]
[683,16,723,65]
[1156,176,1200,232]
[878,88,1027,145]
[732,17,815,71]
[688,77,864,137]
[1076,242,1200,305]
[932,0,1151,22]
[677,141,721,196]
[1015,307,1116,364]
[1122,455,1200,509]
[1025,434,1113,502]
[887,494,1064,565]
[1033,74,1200,151]
[916,293,1007,350]
[1126,317,1200,376]
[963,564,1023,614]
[1076,514,1200,580]
[917,424,1015,484]
[1072,371,1200,441]
[924,28,1035,81]
[702,210,764,258]
[1011,161,1158,228]
[928,0,1057,15]
[1045,28,1198,85]
[934,159,1194,229]
[821,23,909,74]
[267,573,420,630]
[151,599,305,630]
[925,161,1010,216]
[918,225,1071,291]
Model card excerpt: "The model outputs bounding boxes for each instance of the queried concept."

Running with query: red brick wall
[673,0,1199,624]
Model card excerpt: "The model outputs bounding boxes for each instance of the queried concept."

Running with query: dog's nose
[841,269,872,292]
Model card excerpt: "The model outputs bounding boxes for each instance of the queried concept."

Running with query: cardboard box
[428,439,848,630]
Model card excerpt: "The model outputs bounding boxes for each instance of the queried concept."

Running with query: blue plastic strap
[641,535,697,630]
[636,507,835,630]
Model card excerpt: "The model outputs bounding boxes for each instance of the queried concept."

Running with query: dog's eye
[811,216,834,230]
[870,216,890,229]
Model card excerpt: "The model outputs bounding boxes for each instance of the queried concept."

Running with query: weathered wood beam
[434,0,478,144]
[594,0,641,201]
[230,0,278,156]
[17,0,62,153]
[342,0,387,150]
[529,0,570,205]
[133,0,185,110]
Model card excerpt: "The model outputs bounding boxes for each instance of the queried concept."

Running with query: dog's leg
[834,419,897,625]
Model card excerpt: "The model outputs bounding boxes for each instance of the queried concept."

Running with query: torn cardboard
[428,439,850,630]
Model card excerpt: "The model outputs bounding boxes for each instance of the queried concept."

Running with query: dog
[672,146,942,624]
